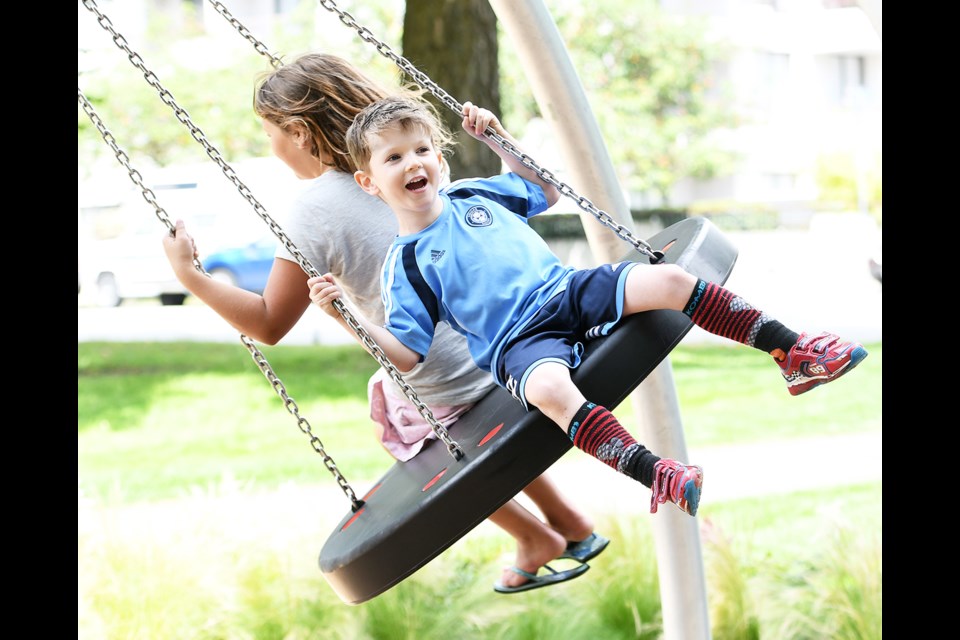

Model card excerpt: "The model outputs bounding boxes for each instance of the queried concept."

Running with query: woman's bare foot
[496,526,567,589]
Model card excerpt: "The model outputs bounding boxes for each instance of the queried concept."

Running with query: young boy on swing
[307,95,868,517]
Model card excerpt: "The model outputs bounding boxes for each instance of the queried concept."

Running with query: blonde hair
[346,95,454,171]
[254,53,423,173]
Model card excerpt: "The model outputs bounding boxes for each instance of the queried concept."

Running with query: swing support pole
[487,2,711,637]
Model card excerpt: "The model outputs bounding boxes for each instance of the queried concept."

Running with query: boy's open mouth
[406,177,427,191]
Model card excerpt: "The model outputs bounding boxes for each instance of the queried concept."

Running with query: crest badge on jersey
[465,205,493,227]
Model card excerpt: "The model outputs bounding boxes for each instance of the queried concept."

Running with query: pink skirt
[368,369,473,462]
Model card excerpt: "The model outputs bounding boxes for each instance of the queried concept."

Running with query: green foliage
[687,200,780,231]
[759,526,883,640]
[815,151,883,219]
[78,40,273,173]
[78,0,404,177]
[500,0,739,203]
[702,521,761,640]
[704,484,881,640]
[79,482,881,639]
[79,0,736,207]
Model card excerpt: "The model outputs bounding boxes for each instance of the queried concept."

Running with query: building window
[836,55,866,106]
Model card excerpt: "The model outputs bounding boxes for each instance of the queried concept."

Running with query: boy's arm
[461,101,561,207]
[307,274,421,372]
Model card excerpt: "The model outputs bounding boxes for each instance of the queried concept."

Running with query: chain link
[315,0,661,262]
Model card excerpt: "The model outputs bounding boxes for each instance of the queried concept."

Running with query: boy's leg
[679,278,868,395]
[524,362,703,516]
[621,264,868,395]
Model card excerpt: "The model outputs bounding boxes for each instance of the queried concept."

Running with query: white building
[659,0,881,216]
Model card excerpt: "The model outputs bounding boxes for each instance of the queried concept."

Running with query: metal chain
[79,85,364,510]
[315,0,662,262]
[206,0,284,69]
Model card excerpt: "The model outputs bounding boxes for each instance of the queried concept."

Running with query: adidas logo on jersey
[431,249,445,263]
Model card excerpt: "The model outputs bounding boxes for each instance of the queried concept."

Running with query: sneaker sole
[789,344,869,396]
[680,468,704,516]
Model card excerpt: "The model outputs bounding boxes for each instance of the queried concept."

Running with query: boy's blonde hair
[254,53,425,174]
[346,96,454,171]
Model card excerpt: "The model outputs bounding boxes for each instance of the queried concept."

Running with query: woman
[162,52,608,593]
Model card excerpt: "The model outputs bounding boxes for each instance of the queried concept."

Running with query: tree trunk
[402,0,501,181]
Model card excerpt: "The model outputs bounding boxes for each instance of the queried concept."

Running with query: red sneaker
[777,332,868,396]
[650,459,703,516]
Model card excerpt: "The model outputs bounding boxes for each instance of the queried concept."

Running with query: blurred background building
[80,0,880,214]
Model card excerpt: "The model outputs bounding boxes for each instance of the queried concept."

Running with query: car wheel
[209,268,239,288]
[160,293,187,306]
[96,273,122,308]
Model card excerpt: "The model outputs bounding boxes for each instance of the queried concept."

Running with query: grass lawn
[78,340,881,639]
[78,340,881,504]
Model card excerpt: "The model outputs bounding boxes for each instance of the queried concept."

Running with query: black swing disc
[319,216,738,604]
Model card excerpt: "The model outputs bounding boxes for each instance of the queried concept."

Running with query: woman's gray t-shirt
[276,170,495,406]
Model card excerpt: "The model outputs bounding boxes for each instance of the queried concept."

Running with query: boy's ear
[354,169,380,196]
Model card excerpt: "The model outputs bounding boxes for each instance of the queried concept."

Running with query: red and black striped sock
[682,279,798,353]
[568,402,658,487]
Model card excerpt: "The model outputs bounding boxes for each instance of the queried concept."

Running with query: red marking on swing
[341,507,365,531]
[660,239,676,252]
[362,483,383,501]
[422,468,448,492]
[478,423,504,447]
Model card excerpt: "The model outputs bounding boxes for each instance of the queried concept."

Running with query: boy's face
[354,123,444,216]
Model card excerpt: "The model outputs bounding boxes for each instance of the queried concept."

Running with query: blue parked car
[203,235,278,294]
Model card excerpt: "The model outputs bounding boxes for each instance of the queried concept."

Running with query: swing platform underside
[319,216,738,605]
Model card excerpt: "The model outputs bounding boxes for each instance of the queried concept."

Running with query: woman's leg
[521,473,594,543]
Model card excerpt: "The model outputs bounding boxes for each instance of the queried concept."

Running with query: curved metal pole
[488,1,710,637]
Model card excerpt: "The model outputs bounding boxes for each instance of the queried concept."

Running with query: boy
[308,96,867,517]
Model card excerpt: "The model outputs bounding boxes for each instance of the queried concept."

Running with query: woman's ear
[354,169,380,196]
[291,124,310,150]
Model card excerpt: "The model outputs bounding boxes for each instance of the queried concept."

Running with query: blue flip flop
[558,532,611,563]
[493,561,590,594]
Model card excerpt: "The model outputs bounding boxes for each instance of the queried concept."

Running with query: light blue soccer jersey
[381,172,575,377]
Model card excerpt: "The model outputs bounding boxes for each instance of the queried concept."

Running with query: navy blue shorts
[497,261,637,408]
